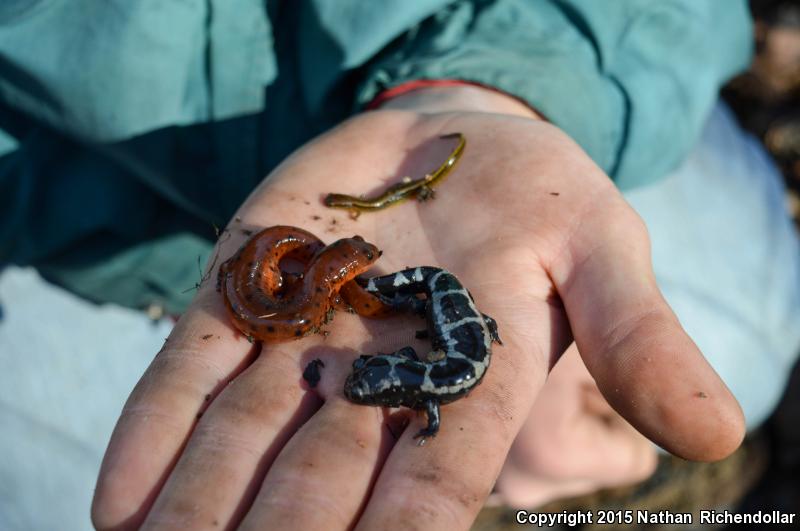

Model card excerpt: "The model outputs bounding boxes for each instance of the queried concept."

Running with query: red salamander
[217,225,387,341]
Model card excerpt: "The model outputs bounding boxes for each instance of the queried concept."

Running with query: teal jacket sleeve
[353,0,753,188]
[0,117,213,314]
[0,1,752,312]
[0,1,274,314]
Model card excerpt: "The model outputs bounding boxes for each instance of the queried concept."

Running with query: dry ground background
[473,1,800,529]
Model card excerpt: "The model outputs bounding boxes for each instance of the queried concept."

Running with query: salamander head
[343,374,374,403]
[344,355,420,408]
[342,235,381,262]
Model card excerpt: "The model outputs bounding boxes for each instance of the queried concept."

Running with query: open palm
[93,107,744,530]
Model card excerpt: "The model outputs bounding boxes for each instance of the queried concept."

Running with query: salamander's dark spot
[364,357,390,368]
[365,302,371,308]
[295,329,303,337]
[201,334,213,340]
[316,287,323,293]
[267,325,275,333]
[437,292,472,322]
[395,362,426,382]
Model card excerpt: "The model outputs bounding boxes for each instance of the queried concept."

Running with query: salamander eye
[352,235,365,242]
[365,250,374,260]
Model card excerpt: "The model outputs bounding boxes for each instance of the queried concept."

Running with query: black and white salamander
[343,266,501,440]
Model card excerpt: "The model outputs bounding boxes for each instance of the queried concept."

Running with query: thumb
[548,197,745,461]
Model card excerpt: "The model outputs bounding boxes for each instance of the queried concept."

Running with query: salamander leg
[415,185,435,202]
[413,399,441,442]
[482,313,502,345]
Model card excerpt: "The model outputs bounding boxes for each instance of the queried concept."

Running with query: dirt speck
[413,470,440,484]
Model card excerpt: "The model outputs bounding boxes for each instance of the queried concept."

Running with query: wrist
[373,83,543,120]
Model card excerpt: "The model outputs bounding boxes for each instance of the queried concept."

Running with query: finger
[139,340,324,530]
[549,195,745,461]
[353,321,545,531]
[235,315,465,531]
[139,312,417,530]
[239,397,390,530]
[92,285,255,530]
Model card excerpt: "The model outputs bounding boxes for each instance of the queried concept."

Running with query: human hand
[492,345,658,509]
[92,86,744,530]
